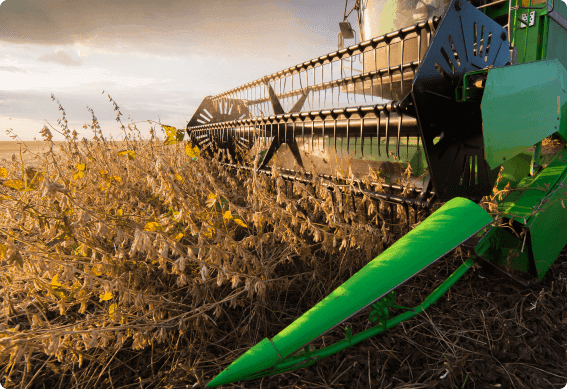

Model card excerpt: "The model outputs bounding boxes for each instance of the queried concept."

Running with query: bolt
[501,32,507,41]
[455,0,461,10]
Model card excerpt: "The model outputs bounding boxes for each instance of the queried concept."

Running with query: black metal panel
[411,0,510,200]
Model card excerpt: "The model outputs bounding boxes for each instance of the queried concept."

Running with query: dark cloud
[0,65,26,73]
[0,0,342,61]
[38,50,82,66]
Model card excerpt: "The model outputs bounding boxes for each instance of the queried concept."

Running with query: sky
[0,0,358,141]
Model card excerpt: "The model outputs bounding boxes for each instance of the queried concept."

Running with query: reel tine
[360,117,364,157]
[396,109,402,158]
[400,36,405,97]
[346,118,350,157]
[377,107,381,157]
[385,106,390,158]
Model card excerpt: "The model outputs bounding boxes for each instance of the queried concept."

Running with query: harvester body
[186,0,567,385]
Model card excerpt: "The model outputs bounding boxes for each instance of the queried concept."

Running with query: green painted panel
[207,198,492,387]
[479,148,567,282]
[527,168,567,280]
[481,59,567,170]
[513,4,547,64]
[499,148,567,218]
[495,151,533,192]
[475,226,533,274]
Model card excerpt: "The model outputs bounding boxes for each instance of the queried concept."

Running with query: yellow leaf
[109,303,118,317]
[203,227,215,238]
[99,182,110,191]
[50,274,65,298]
[73,171,85,180]
[174,232,184,241]
[92,267,102,277]
[163,125,185,145]
[3,179,26,191]
[99,169,108,176]
[234,219,248,228]
[206,193,217,208]
[185,142,200,159]
[0,244,7,259]
[75,163,86,171]
[99,292,113,302]
[144,222,161,232]
[0,167,7,178]
[51,274,62,287]
[174,173,183,181]
[223,210,233,220]
[116,209,123,217]
[112,176,122,183]
[117,150,136,160]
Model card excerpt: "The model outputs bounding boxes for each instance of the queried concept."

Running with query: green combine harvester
[187,0,567,385]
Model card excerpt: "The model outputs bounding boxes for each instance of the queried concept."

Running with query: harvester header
[187,0,567,385]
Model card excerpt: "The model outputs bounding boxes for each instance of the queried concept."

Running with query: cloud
[0,65,26,73]
[0,0,340,62]
[38,50,82,66]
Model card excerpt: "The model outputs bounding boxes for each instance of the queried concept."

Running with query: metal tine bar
[291,73,294,111]
[292,122,296,147]
[400,35,405,97]
[360,117,364,157]
[323,64,327,110]
[321,116,325,152]
[277,121,281,151]
[311,120,314,153]
[320,65,324,109]
[283,76,287,111]
[334,117,337,154]
[376,108,381,156]
[352,55,357,105]
[346,117,350,157]
[337,75,341,107]
[387,41,392,100]
[362,64,367,104]
[379,73,384,102]
[311,68,315,109]
[343,74,349,105]
[306,68,310,110]
[371,46,376,99]
[396,109,403,158]
[385,107,390,157]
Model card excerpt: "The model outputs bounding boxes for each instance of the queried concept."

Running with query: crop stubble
[0,96,565,389]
